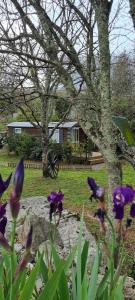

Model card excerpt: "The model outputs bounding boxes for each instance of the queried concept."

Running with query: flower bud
[0,232,11,251]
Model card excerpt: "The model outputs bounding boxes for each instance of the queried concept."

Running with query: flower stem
[11,218,16,252]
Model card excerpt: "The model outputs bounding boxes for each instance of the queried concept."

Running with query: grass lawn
[1,161,135,209]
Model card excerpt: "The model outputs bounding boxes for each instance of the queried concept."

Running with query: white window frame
[71,128,79,144]
[49,128,59,143]
[14,128,22,134]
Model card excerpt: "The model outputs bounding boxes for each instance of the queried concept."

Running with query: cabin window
[49,128,59,143]
[14,128,22,134]
[71,128,79,143]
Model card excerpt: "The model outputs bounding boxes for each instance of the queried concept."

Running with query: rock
[124,276,135,300]
[6,196,96,262]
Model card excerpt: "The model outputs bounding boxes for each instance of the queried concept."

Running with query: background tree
[111,51,135,130]
[0,5,72,177]
[0,0,135,203]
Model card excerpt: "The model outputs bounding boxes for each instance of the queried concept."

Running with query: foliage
[55,97,70,119]
[7,133,37,159]
[111,52,135,133]
[7,134,73,163]
[29,139,42,161]
[112,116,135,145]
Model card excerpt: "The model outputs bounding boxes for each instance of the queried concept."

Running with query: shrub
[62,142,72,162]
[7,133,42,160]
[29,138,42,161]
[7,134,19,152]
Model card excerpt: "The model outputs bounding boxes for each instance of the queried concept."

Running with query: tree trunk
[41,95,50,178]
[42,133,49,177]
[94,1,122,201]
[129,0,135,29]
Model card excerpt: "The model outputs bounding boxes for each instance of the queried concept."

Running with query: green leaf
[58,271,70,300]
[76,214,84,300]
[96,270,110,299]
[88,246,100,300]
[7,271,26,300]
[40,256,48,284]
[102,286,109,300]
[64,246,76,273]
[81,240,89,282]
[18,259,40,300]
[112,116,135,145]
[0,285,5,300]
[111,276,124,300]
[37,261,64,300]
[72,267,77,300]
[51,244,62,268]
[81,270,88,300]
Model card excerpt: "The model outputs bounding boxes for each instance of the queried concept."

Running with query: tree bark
[129,0,135,29]
[94,1,122,200]
[41,94,50,178]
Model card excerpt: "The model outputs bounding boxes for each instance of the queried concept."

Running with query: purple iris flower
[87,177,104,201]
[14,158,24,198]
[113,185,135,206]
[113,185,135,220]
[130,203,135,218]
[0,173,12,198]
[48,191,64,221]
[9,159,24,219]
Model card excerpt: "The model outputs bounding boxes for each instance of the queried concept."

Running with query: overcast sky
[110,0,135,57]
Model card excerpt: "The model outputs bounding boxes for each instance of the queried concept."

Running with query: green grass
[1,163,135,207]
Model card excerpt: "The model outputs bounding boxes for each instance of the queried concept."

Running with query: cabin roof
[7,121,79,129]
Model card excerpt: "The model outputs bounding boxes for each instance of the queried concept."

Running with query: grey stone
[6,196,96,261]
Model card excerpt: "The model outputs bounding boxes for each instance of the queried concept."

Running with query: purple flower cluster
[113,185,135,221]
[0,159,24,251]
[87,177,105,201]
[48,191,64,221]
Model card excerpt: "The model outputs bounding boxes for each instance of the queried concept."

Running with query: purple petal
[49,202,56,221]
[130,203,135,218]
[14,159,24,197]
[57,192,64,202]
[87,177,98,192]
[113,187,125,205]
[9,189,20,219]
[113,204,124,220]
[0,232,11,251]
[0,173,12,197]
[0,202,7,219]
[48,192,58,202]
[113,186,135,206]
[96,187,105,198]
[48,191,64,203]
[57,201,63,212]
[4,173,12,188]
[0,216,7,235]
